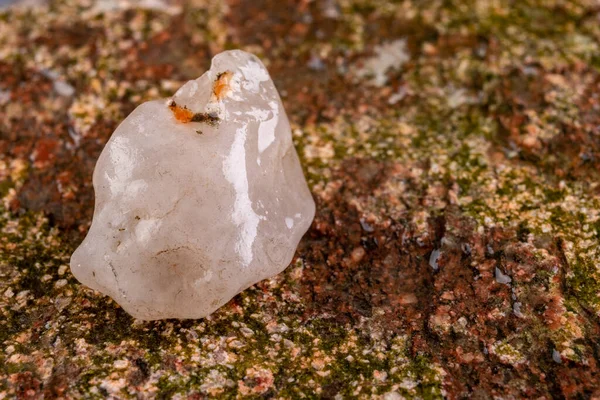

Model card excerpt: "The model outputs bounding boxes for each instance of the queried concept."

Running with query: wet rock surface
[1,0,600,398]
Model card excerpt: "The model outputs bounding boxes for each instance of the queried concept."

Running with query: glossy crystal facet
[70,50,315,320]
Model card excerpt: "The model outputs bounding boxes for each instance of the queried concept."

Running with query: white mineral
[70,50,315,320]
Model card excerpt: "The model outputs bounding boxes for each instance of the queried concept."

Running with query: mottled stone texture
[70,50,315,320]
[1,0,600,398]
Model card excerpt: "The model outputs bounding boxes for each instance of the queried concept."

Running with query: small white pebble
[495,267,512,285]
[429,249,441,271]
[311,359,325,370]
[513,302,524,318]
[16,290,30,300]
[240,327,254,338]
[373,370,388,382]
[351,247,366,263]
[58,265,68,275]
[0,89,10,105]
[383,392,403,400]
[54,81,75,97]
[552,349,562,364]
[270,334,282,342]
[113,359,129,369]
[228,340,244,349]
[55,279,68,288]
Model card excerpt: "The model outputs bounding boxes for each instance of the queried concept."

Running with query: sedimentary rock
[70,50,315,320]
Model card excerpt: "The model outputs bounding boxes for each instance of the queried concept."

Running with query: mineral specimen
[70,50,315,320]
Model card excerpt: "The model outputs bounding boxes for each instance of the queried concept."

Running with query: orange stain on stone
[168,102,194,123]
[167,70,232,124]
[213,71,233,100]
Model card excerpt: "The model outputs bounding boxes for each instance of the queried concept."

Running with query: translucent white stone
[70,50,315,320]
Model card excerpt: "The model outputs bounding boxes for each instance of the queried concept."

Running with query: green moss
[2,361,38,375]
[156,375,188,399]
[567,256,600,309]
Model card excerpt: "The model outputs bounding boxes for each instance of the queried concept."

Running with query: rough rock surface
[70,50,315,320]
[1,0,600,398]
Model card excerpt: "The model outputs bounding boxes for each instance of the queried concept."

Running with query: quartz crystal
[70,50,315,320]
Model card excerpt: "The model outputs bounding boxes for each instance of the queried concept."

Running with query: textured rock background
[1,0,599,398]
